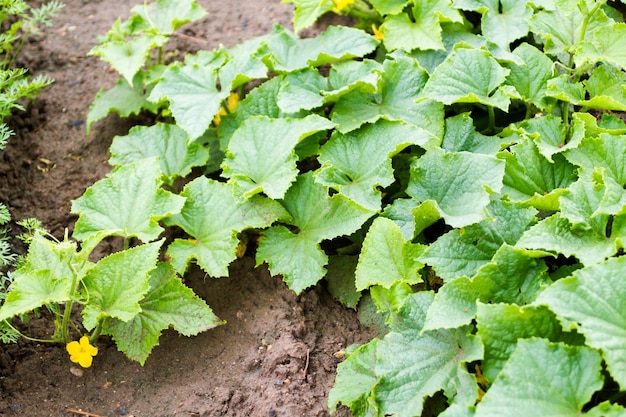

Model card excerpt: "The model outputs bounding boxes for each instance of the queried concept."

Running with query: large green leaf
[256,173,373,294]
[407,147,505,228]
[262,24,378,73]
[529,0,611,56]
[355,217,424,290]
[424,245,550,331]
[441,112,503,155]
[71,158,185,242]
[88,34,167,86]
[578,64,626,111]
[454,0,533,48]
[515,211,625,265]
[331,56,444,134]
[419,200,536,280]
[148,62,228,140]
[317,120,439,211]
[498,136,578,211]
[536,256,626,388]
[565,133,626,184]
[289,0,334,32]
[86,72,159,135]
[421,47,512,111]
[375,292,483,416]
[222,115,334,199]
[218,36,269,91]
[504,42,555,110]
[517,115,584,161]
[81,241,161,331]
[217,77,307,149]
[476,304,567,382]
[164,177,288,277]
[381,0,463,51]
[109,123,209,183]
[368,0,410,15]
[0,237,81,322]
[103,263,223,365]
[328,341,379,417]
[475,339,603,416]
[130,0,207,35]
[575,22,626,71]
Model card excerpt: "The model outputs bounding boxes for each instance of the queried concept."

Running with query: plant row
[1,0,626,415]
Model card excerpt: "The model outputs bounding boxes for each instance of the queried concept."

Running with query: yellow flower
[371,23,384,41]
[66,336,98,368]
[213,92,240,126]
[333,0,355,12]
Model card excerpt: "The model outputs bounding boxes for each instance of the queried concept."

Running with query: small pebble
[69,366,84,377]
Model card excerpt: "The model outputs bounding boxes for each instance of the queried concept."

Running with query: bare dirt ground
[0,1,372,416]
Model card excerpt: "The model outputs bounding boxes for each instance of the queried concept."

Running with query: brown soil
[0,1,372,416]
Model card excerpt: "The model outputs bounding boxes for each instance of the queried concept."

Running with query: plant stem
[89,321,103,343]
[2,320,56,343]
[487,105,496,134]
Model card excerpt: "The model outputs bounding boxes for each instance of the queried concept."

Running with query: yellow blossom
[66,336,98,368]
[371,23,384,41]
[333,0,355,12]
[213,92,240,126]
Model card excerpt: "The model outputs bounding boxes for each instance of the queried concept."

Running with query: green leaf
[148,62,228,140]
[256,173,373,294]
[421,47,511,111]
[498,136,578,210]
[517,115,584,161]
[504,43,555,110]
[579,64,626,111]
[89,34,167,86]
[368,0,410,15]
[217,77,307,148]
[328,341,380,417]
[71,158,185,242]
[381,0,463,52]
[277,69,328,113]
[164,177,288,277]
[515,212,624,265]
[82,241,161,331]
[407,147,505,228]
[323,59,383,102]
[355,217,424,290]
[475,339,603,416]
[218,36,269,91]
[103,262,223,365]
[530,0,611,56]
[130,0,207,34]
[454,0,533,48]
[536,256,626,388]
[262,24,378,73]
[424,245,550,331]
[289,0,334,32]
[317,120,439,211]
[375,292,483,416]
[442,112,503,154]
[86,73,159,135]
[109,123,209,183]
[476,304,566,382]
[546,74,586,104]
[0,237,80,322]
[331,56,445,134]
[419,200,537,281]
[565,133,626,184]
[575,22,626,71]
[222,115,334,199]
